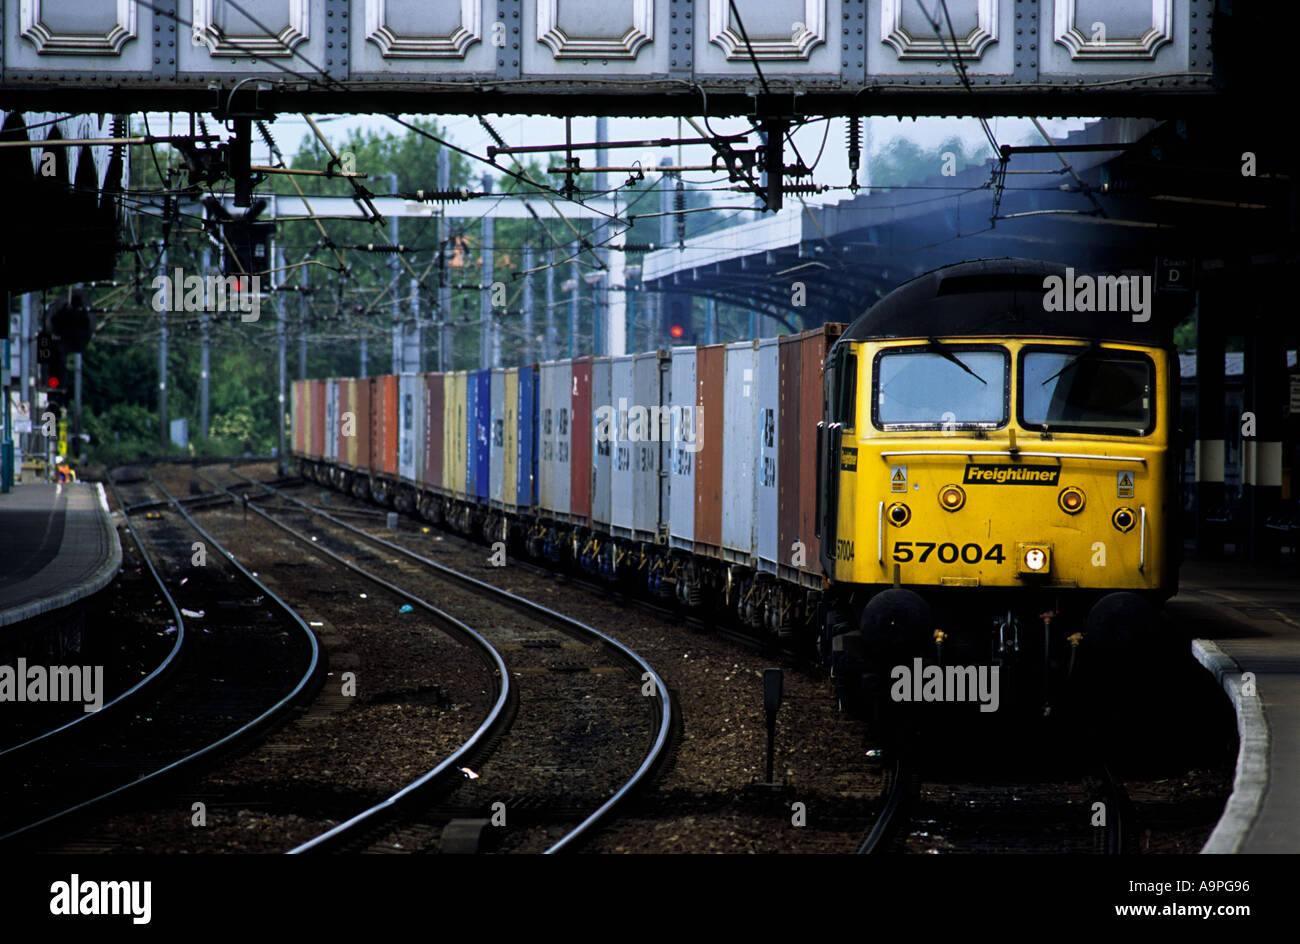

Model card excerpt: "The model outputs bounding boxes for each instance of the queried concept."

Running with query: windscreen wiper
[1040,340,1102,386]
[925,338,987,385]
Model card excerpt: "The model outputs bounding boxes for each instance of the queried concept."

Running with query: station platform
[0,482,122,628]
[1170,559,1300,854]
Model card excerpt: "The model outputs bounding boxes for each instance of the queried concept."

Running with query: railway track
[196,466,673,854]
[0,471,324,847]
[207,466,1148,856]
[855,729,1138,854]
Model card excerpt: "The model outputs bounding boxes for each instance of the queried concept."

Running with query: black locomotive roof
[838,258,1172,347]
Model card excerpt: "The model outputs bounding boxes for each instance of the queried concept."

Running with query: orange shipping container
[368,375,398,478]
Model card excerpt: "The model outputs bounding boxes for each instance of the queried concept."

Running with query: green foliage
[83,117,737,463]
[210,406,256,442]
[870,135,992,188]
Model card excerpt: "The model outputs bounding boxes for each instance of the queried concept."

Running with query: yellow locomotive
[817,259,1179,714]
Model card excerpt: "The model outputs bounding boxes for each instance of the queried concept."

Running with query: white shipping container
[324,379,339,463]
[398,373,421,484]
[610,355,635,537]
[590,356,613,529]
[633,351,665,541]
[721,341,756,561]
[668,346,696,551]
[755,338,780,573]
[540,359,573,518]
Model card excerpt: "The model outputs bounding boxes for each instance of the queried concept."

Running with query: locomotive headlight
[888,502,912,526]
[938,484,966,512]
[1112,507,1136,533]
[1058,486,1086,515]
[1017,543,1051,574]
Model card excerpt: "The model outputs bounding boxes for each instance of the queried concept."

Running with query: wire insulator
[479,117,507,150]
[256,120,283,164]
[411,189,474,203]
[847,117,861,194]
[675,179,686,249]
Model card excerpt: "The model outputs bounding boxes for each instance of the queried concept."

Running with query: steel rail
[0,472,324,843]
[189,469,513,854]
[858,755,912,854]
[0,480,187,762]
[217,467,672,854]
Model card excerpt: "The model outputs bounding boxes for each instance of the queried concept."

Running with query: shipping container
[668,346,696,551]
[290,381,304,456]
[721,341,756,562]
[398,373,422,484]
[755,338,780,573]
[632,351,667,542]
[325,379,339,464]
[353,377,373,474]
[489,368,507,508]
[538,362,555,514]
[539,360,572,517]
[309,379,326,460]
[448,372,467,498]
[516,366,537,509]
[422,372,443,490]
[609,355,634,537]
[337,379,354,468]
[590,356,612,529]
[369,374,399,479]
[470,369,491,504]
[778,325,841,584]
[502,368,518,512]
[570,356,592,526]
[694,344,726,555]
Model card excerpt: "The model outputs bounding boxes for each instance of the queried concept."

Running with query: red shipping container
[570,356,592,524]
[694,343,725,553]
[778,324,843,581]
[778,338,802,574]
[424,372,444,490]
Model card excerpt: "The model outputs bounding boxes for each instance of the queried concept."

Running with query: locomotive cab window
[1019,346,1155,436]
[873,345,1008,430]
[832,348,858,429]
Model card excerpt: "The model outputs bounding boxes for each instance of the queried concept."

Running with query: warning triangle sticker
[1119,472,1133,487]
[892,469,905,483]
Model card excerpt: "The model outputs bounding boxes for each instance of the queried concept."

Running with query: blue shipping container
[470,368,491,503]
[517,365,538,509]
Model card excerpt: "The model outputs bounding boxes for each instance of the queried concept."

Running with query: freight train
[292,258,1178,712]
[291,322,839,650]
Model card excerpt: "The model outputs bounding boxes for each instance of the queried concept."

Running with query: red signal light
[669,325,684,339]
[48,377,60,389]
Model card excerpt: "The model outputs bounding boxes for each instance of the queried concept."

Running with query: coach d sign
[1157,258,1194,293]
